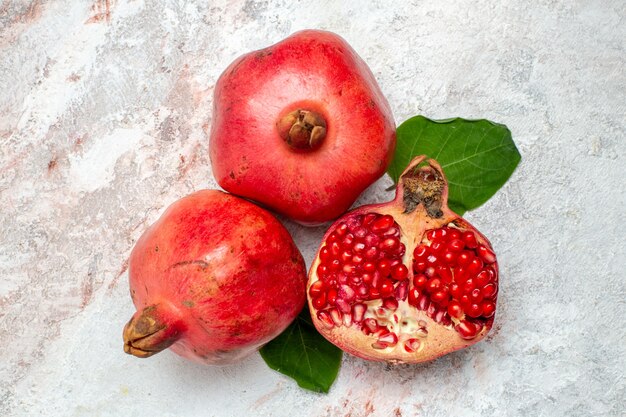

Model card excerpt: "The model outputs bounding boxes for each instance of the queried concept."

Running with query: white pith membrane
[306,157,498,363]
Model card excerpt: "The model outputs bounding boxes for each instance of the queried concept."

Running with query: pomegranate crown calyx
[277,109,327,151]
[398,157,447,218]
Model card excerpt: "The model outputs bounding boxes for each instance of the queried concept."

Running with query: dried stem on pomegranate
[123,304,183,358]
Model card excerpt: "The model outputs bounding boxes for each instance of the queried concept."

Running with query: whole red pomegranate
[210,30,396,225]
[123,190,307,364]
[307,156,499,363]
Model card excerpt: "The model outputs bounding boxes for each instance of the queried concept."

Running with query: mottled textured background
[1,1,624,416]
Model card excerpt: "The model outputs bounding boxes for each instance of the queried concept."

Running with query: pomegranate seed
[476,245,497,264]
[447,238,464,252]
[379,237,400,253]
[380,279,395,297]
[395,280,409,301]
[337,273,348,284]
[363,213,378,226]
[462,231,478,248]
[470,288,484,303]
[363,261,376,272]
[466,303,483,318]
[455,320,479,339]
[356,284,369,297]
[327,288,338,305]
[341,250,352,263]
[475,269,492,287]
[382,227,399,237]
[342,234,355,247]
[370,215,394,233]
[413,273,428,288]
[362,272,373,284]
[364,234,380,248]
[413,260,426,272]
[418,293,430,310]
[448,229,461,240]
[482,301,496,318]
[368,287,380,299]
[378,259,391,277]
[329,259,341,271]
[424,266,436,278]
[436,265,453,283]
[408,288,420,306]
[319,246,331,261]
[430,240,446,253]
[352,254,364,264]
[413,244,429,259]
[447,300,464,318]
[338,285,356,302]
[457,250,474,266]
[335,298,352,314]
[309,280,326,297]
[354,227,367,238]
[351,276,362,285]
[312,294,327,309]
[463,278,476,294]
[372,332,398,349]
[353,242,366,253]
[427,277,442,293]
[449,283,462,299]
[316,263,329,279]
[342,263,355,275]
[434,308,448,323]
[431,290,449,304]
[443,250,457,264]
[329,308,343,326]
[330,241,341,256]
[427,228,446,241]
[335,223,348,236]
[460,295,471,309]
[327,232,339,243]
[404,338,421,353]
[467,258,484,275]
[352,303,366,322]
[364,246,378,260]
[370,271,381,289]
[391,264,408,280]
[363,318,378,333]
[426,254,439,264]
[343,312,353,327]
[454,265,469,282]
[317,310,334,328]
[482,283,498,298]
[383,297,399,311]
[426,302,437,318]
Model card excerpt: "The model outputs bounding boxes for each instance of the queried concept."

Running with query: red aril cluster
[307,156,500,363]
[311,213,408,336]
[411,226,498,339]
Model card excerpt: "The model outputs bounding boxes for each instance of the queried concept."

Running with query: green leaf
[260,308,342,393]
[389,116,521,215]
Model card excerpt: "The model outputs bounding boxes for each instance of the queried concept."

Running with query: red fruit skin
[210,30,396,225]
[124,190,306,365]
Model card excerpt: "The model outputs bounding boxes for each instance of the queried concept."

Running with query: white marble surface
[1,1,625,416]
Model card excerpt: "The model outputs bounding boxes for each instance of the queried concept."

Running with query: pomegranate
[123,190,307,364]
[306,156,499,363]
[210,29,396,225]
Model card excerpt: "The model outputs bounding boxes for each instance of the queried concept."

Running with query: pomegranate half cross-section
[307,156,499,363]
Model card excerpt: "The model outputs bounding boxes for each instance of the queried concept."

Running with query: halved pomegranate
[307,156,499,363]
